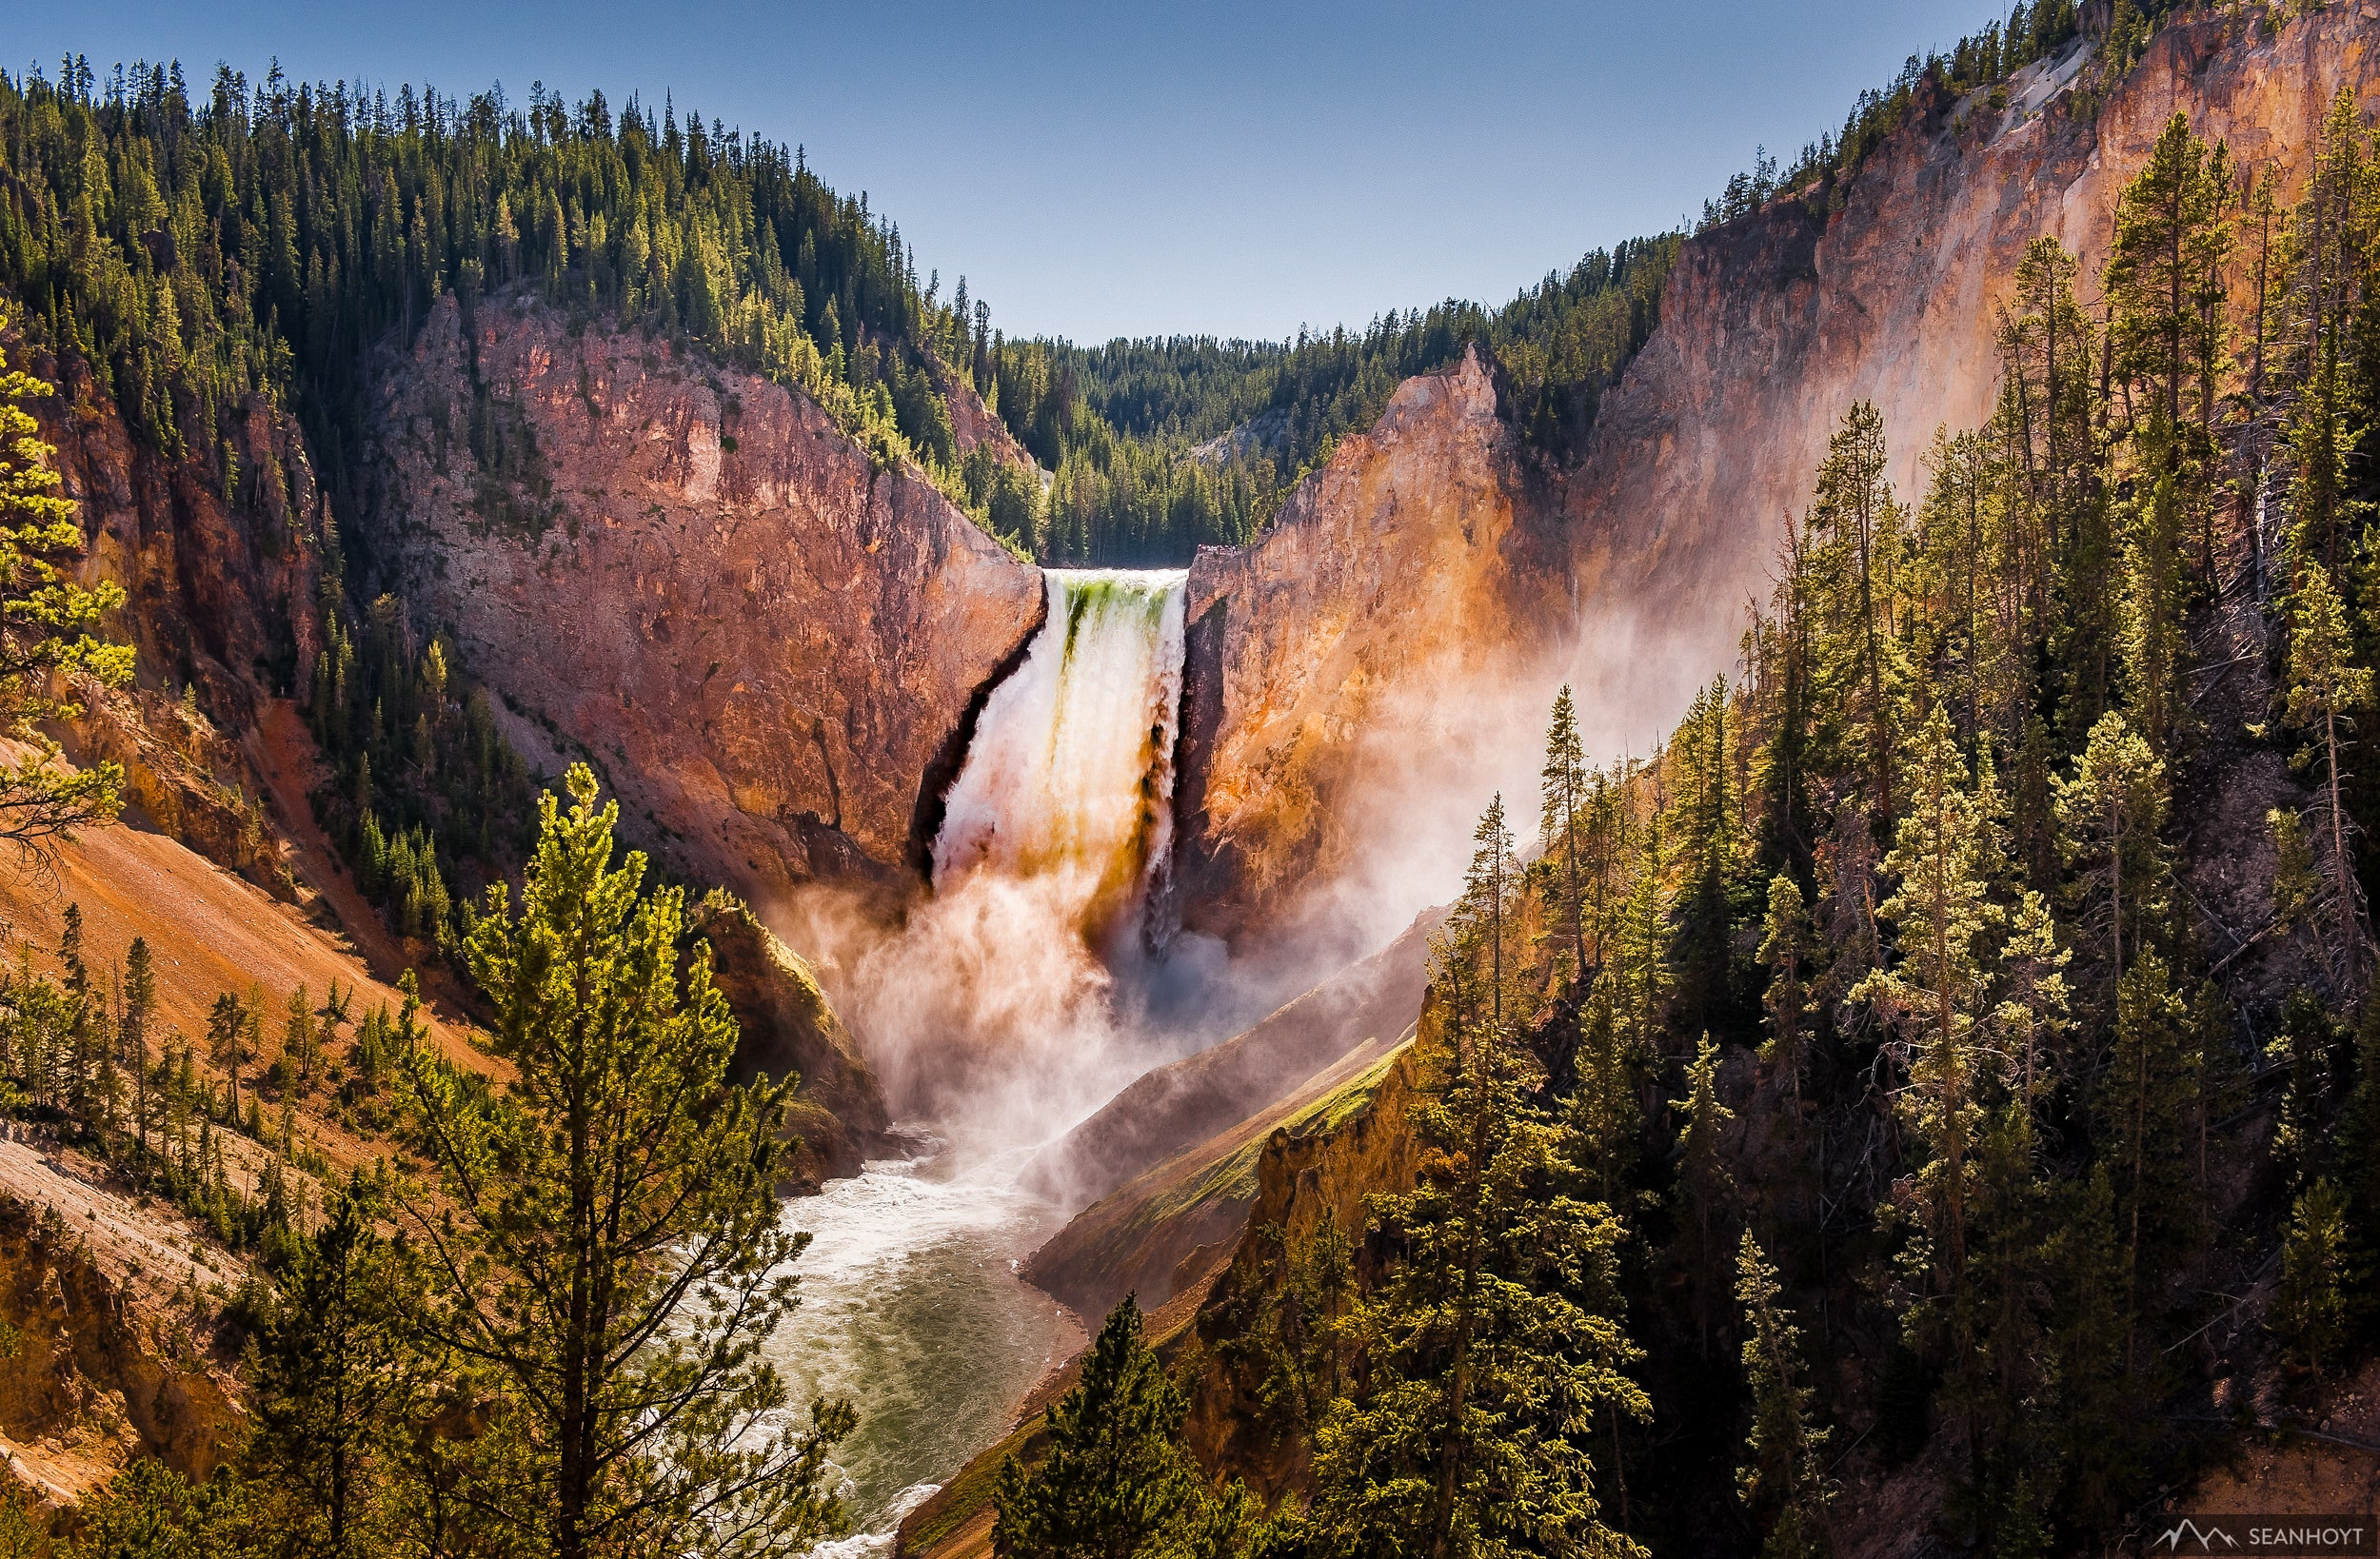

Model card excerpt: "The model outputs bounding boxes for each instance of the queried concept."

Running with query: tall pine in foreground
[398,764,850,1559]
[993,1297,1221,1559]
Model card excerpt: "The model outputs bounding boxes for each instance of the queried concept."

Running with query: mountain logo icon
[2152,1521,2238,1552]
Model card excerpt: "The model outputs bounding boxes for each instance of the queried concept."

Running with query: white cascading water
[764,569,1194,1555]
[931,567,1190,956]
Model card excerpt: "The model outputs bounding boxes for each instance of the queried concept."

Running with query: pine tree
[205,999,244,1123]
[2038,1168,2140,1534]
[122,937,156,1157]
[1673,678,1742,1034]
[1572,982,1644,1205]
[1753,518,1822,879]
[2100,948,2200,1373]
[1224,1215,1357,1448]
[1757,875,1815,1124]
[2104,113,2231,636]
[1992,891,2072,1110]
[1309,798,1649,1558]
[1735,1232,1831,1559]
[1671,1036,1737,1360]
[2267,990,2339,1198]
[67,1455,260,1559]
[283,985,318,1095]
[2279,89,2372,577]
[1541,687,1591,985]
[1855,706,1999,1293]
[2052,712,2168,997]
[1996,237,2116,745]
[991,1297,1207,1558]
[1461,795,1523,1038]
[0,315,133,849]
[2271,1178,2355,1380]
[2282,562,2372,997]
[1609,811,1676,1073]
[1806,404,1907,820]
[397,764,850,1559]
[249,1173,426,1556]
[1914,427,2006,749]
[1955,1095,2053,1549]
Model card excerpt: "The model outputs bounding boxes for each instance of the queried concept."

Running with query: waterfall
[932,568,1189,955]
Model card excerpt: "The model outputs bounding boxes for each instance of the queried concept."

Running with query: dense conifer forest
[0,54,1688,565]
[0,0,2120,569]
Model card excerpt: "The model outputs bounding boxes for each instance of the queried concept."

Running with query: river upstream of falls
[757,568,1193,1554]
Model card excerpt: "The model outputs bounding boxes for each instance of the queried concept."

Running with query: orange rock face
[359,292,1044,906]
[1178,345,1568,945]
[1564,9,2380,723]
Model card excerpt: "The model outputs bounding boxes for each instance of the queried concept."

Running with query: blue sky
[22,2,1996,343]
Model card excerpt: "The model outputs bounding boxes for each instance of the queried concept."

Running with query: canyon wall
[1176,8,2380,946]
[359,292,1045,907]
[27,340,331,895]
[1177,347,1567,947]
[1559,7,2380,732]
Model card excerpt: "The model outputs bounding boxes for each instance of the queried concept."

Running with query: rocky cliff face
[1177,1026,1426,1499]
[1176,9,2380,946]
[1558,7,2380,735]
[688,891,894,1186]
[1022,906,1439,1209]
[0,1162,246,1504]
[1177,347,1565,944]
[359,292,1045,907]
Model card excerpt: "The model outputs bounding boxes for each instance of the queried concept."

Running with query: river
[763,1148,1084,1555]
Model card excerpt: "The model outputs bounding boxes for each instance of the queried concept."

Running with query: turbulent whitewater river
[757,567,1195,1553]
[764,1151,1082,1555]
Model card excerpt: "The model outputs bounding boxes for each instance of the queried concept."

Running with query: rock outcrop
[360,291,1045,906]
[1177,1028,1426,1500]
[1021,907,1440,1208]
[1177,347,1563,943]
[688,892,893,1186]
[0,1171,245,1505]
[1021,1029,1412,1325]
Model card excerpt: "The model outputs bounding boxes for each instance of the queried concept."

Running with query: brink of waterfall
[931,568,1189,956]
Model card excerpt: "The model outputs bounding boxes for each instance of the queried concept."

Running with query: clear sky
[20,1,1999,344]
